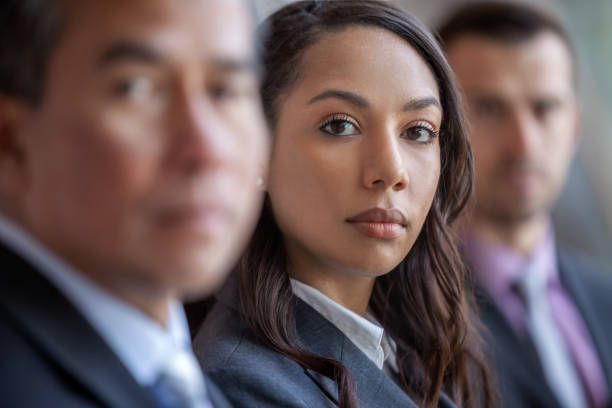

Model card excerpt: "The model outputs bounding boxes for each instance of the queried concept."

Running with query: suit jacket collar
[478,290,562,407]
[0,243,156,408]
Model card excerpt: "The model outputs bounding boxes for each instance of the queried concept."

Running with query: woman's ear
[0,97,29,199]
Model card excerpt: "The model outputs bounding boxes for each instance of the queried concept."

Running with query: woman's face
[267,26,441,279]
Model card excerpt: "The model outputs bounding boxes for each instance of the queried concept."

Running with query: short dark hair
[437,1,575,60]
[0,0,64,106]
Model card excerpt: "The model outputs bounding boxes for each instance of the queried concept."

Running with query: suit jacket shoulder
[0,243,156,408]
[193,299,332,407]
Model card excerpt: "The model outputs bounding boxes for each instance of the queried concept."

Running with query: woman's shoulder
[193,299,295,371]
[192,299,244,366]
[193,300,335,407]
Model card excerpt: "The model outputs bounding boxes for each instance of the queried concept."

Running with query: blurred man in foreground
[439,3,612,408]
[0,0,267,406]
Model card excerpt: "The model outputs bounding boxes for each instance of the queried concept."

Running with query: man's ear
[0,97,29,199]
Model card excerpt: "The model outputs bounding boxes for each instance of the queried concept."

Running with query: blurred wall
[253,0,612,265]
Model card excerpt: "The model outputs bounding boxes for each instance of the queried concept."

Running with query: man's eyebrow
[210,57,260,75]
[98,41,163,68]
[308,89,369,108]
[402,97,442,112]
[467,93,507,107]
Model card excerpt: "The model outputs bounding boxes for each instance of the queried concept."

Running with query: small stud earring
[256,176,265,188]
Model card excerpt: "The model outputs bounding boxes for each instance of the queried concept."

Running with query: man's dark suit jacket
[193,278,457,408]
[0,241,231,407]
[476,249,612,408]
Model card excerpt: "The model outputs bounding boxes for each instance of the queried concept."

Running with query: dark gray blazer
[193,280,457,408]
[0,242,231,408]
[476,249,612,408]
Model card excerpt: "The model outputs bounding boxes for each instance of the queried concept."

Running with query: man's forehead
[449,32,574,97]
[60,0,253,58]
[448,29,572,58]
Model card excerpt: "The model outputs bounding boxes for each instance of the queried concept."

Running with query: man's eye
[533,99,560,119]
[320,118,360,137]
[209,84,239,101]
[113,77,155,100]
[474,100,503,118]
[401,125,437,143]
[208,77,257,103]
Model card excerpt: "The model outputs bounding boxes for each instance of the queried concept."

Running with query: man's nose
[168,94,236,176]
[505,110,540,157]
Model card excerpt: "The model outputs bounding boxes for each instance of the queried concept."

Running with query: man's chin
[129,248,234,298]
[476,197,549,226]
[174,269,230,300]
[492,206,545,226]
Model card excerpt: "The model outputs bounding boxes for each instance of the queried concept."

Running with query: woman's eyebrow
[308,89,369,108]
[402,96,441,112]
[308,90,441,114]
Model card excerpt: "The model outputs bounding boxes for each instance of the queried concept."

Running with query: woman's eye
[320,119,360,137]
[402,125,437,143]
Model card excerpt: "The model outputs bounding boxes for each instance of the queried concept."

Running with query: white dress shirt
[290,278,396,370]
[0,212,206,390]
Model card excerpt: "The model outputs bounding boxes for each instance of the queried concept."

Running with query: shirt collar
[290,278,390,369]
[0,212,192,386]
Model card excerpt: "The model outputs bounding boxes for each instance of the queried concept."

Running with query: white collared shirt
[290,278,396,370]
[0,212,202,388]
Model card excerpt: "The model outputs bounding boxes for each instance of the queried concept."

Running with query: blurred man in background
[0,0,267,406]
[439,2,612,407]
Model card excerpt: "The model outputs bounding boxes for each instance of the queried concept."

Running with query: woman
[193,1,493,407]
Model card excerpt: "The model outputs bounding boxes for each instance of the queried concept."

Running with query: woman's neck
[288,254,376,316]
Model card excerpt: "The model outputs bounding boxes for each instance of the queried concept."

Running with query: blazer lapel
[0,244,156,408]
[294,299,419,408]
[479,293,561,408]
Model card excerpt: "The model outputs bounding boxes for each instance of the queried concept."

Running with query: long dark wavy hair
[238,1,494,407]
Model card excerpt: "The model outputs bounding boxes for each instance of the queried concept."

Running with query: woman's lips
[346,208,407,239]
